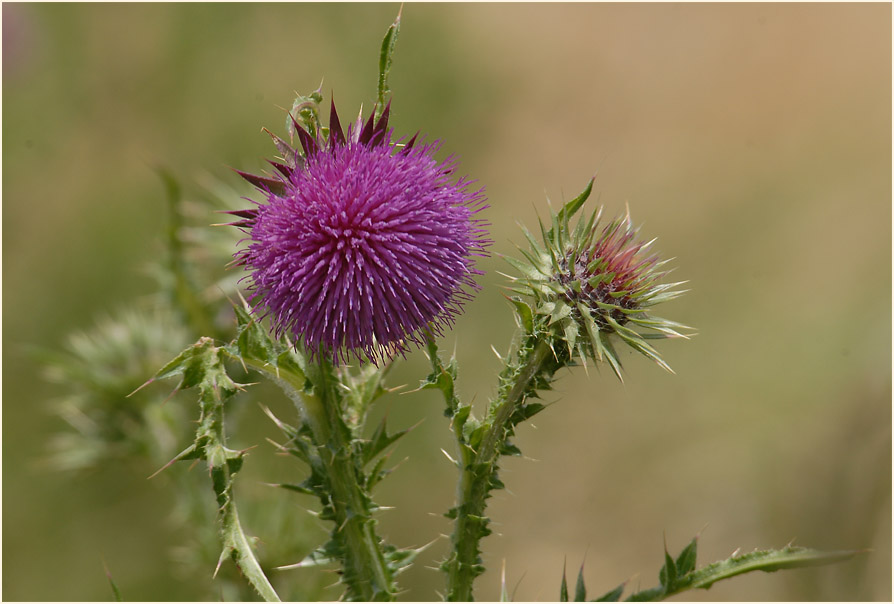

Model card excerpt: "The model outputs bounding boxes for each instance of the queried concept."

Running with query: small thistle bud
[230,98,490,364]
[507,179,691,380]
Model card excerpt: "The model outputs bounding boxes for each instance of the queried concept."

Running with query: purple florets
[232,100,489,364]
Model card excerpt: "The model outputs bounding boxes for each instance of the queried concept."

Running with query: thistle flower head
[229,99,489,364]
[507,179,691,380]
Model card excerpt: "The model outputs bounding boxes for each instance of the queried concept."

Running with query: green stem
[235,351,394,600]
[316,361,395,601]
[444,338,553,602]
[479,339,552,464]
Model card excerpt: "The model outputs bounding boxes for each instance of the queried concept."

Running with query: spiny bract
[506,179,692,380]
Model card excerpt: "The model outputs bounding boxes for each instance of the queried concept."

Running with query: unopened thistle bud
[227,98,490,365]
[506,179,691,380]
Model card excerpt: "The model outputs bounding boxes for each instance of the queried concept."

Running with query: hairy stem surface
[316,363,395,601]
[444,338,555,601]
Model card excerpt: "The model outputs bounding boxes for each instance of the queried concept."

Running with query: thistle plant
[43,10,862,602]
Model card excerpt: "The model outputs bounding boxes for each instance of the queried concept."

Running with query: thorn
[147,444,195,479]
[266,438,290,454]
[101,556,114,582]
[127,377,155,398]
[501,559,508,601]
[213,548,227,579]
[412,536,440,556]
[579,346,589,376]
[276,560,312,571]
[260,404,290,433]
[440,448,458,465]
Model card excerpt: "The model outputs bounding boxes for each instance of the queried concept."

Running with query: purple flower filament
[232,101,489,364]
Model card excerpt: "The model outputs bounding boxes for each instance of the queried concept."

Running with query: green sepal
[538,301,557,317]
[503,253,544,281]
[509,297,535,333]
[549,300,573,324]
[563,321,579,352]
[550,177,595,242]
[594,583,625,602]
[575,562,587,601]
[560,561,569,602]
[598,332,624,382]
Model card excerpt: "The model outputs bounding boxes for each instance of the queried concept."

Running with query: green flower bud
[506,178,692,380]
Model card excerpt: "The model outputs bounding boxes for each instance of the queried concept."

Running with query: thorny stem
[316,360,395,602]
[440,336,554,601]
[479,339,552,465]
[233,351,394,600]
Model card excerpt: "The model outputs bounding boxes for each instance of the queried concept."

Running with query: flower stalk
[437,333,564,602]
[226,304,413,601]
[313,356,395,601]
[436,178,694,600]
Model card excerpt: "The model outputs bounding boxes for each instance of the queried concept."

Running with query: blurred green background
[3,3,890,601]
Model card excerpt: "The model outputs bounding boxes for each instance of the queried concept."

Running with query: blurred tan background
[3,3,890,601]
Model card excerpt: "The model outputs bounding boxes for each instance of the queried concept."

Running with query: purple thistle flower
[230,100,489,364]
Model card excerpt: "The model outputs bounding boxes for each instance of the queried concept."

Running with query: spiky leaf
[376,8,401,118]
